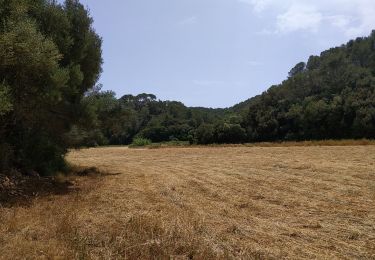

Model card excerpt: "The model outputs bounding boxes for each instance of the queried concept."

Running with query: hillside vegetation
[242,33,375,141]
[79,32,375,147]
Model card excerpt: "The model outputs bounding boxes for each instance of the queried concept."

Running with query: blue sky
[75,0,375,108]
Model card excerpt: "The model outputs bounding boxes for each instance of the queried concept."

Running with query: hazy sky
[75,0,375,108]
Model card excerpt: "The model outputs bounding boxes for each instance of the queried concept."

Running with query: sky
[74,0,375,108]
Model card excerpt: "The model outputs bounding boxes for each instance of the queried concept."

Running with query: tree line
[1,0,374,176]
[76,89,243,146]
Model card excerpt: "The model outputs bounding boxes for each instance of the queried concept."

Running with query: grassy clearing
[1,146,375,259]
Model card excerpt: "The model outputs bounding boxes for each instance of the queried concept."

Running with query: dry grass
[142,139,375,149]
[242,139,375,147]
[1,145,375,259]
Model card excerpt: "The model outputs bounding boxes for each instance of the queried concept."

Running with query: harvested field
[1,146,375,259]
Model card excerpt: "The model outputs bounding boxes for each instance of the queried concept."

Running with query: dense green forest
[241,33,375,141]
[76,89,239,146]
[0,0,374,176]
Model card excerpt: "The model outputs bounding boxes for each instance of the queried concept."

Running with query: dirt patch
[0,166,103,208]
[0,174,74,208]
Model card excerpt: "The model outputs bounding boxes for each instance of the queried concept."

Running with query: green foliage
[288,62,306,77]
[0,0,102,175]
[195,124,215,144]
[79,90,232,146]
[0,83,12,115]
[242,31,375,142]
[215,123,246,144]
[79,88,248,146]
[130,137,152,147]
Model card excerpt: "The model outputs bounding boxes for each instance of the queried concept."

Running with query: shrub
[130,138,152,147]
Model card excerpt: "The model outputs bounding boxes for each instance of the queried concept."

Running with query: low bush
[129,138,152,148]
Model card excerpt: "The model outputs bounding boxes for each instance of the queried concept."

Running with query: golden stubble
[1,145,375,259]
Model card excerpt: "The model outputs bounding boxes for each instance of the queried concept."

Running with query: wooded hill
[241,33,375,141]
